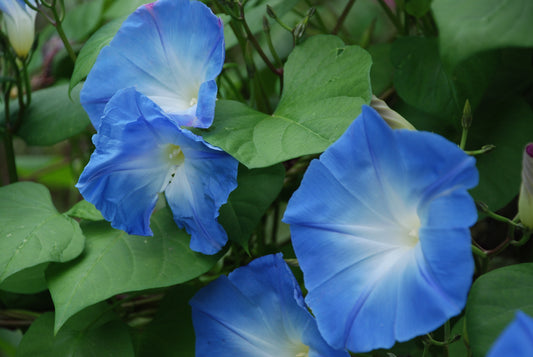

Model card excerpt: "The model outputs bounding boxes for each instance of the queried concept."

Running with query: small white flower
[0,0,37,58]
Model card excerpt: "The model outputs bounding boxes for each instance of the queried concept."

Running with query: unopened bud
[462,99,472,130]
[266,5,277,19]
[370,95,416,130]
[519,143,533,228]
[0,0,37,58]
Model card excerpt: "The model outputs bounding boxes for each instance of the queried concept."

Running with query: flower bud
[370,95,416,130]
[0,0,37,58]
[519,143,533,228]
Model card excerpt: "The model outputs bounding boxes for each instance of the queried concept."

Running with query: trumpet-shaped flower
[190,253,349,357]
[283,106,478,352]
[519,143,533,228]
[76,88,238,255]
[0,0,37,58]
[80,0,224,129]
[487,311,533,357]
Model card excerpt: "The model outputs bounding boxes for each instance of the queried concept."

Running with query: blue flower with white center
[189,253,349,357]
[76,87,238,255]
[283,106,479,352]
[80,0,224,129]
[0,0,37,58]
[487,311,533,357]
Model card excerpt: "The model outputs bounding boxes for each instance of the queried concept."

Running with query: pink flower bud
[519,143,533,228]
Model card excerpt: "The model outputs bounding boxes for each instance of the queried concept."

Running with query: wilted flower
[189,253,349,357]
[76,88,238,255]
[519,143,533,228]
[283,106,478,352]
[81,0,224,129]
[0,0,37,58]
[486,311,533,357]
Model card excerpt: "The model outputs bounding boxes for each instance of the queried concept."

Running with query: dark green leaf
[469,98,533,210]
[433,0,533,69]
[0,328,22,357]
[69,17,125,94]
[405,0,431,18]
[466,263,533,357]
[368,43,393,96]
[17,304,134,357]
[65,200,104,221]
[17,84,91,146]
[135,285,197,357]
[219,164,285,252]
[0,182,85,284]
[46,207,220,333]
[202,35,372,168]
[391,36,494,122]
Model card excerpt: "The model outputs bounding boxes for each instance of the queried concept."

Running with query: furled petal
[283,105,478,352]
[189,253,349,357]
[76,87,237,254]
[519,143,533,228]
[0,0,37,58]
[487,311,533,357]
[80,0,224,129]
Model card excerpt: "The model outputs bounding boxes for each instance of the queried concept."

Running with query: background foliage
[0,0,532,356]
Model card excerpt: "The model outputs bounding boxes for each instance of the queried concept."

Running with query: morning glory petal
[190,253,349,357]
[164,129,238,255]
[283,105,478,352]
[76,88,237,254]
[487,311,533,357]
[80,0,224,129]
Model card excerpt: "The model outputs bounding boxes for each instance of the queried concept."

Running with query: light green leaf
[65,200,104,221]
[202,35,372,168]
[46,207,220,333]
[433,0,533,69]
[69,17,125,94]
[17,84,91,145]
[466,263,533,357]
[104,0,149,20]
[0,182,85,284]
[219,164,285,252]
[17,304,134,357]
[62,0,105,42]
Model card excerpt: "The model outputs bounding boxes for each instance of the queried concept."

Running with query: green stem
[239,6,282,78]
[375,0,403,34]
[263,16,282,67]
[2,130,18,184]
[332,0,357,35]
[443,321,450,357]
[511,230,532,247]
[459,127,468,150]
[53,16,77,63]
[476,202,523,229]
[22,61,31,107]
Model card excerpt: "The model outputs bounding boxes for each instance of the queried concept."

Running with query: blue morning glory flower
[283,106,478,352]
[80,0,224,129]
[189,253,349,357]
[0,0,37,58]
[487,311,533,357]
[76,88,238,255]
